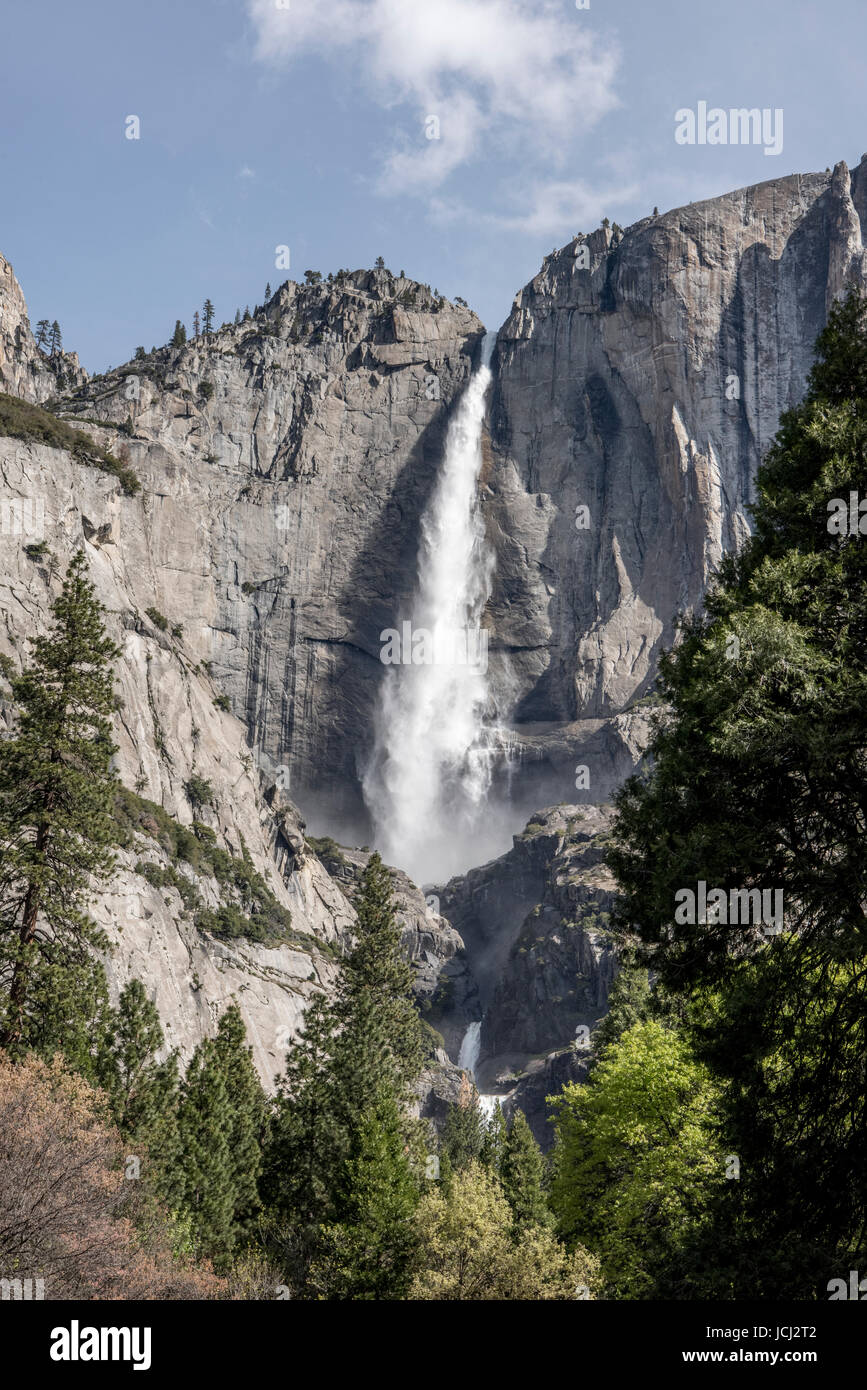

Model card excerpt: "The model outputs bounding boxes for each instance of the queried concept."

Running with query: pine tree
[501,1109,551,1231]
[202,299,215,335]
[243,305,251,321]
[176,1037,236,1262]
[264,282,271,302]
[330,853,424,1144]
[171,320,187,348]
[262,854,426,1287]
[234,309,241,326]
[479,1100,508,1172]
[309,1091,421,1300]
[213,1004,266,1236]
[262,993,336,1217]
[0,551,120,1053]
[440,1076,486,1170]
[134,346,146,361]
[48,320,62,355]
[22,951,112,1084]
[35,320,50,350]
[593,953,655,1056]
[192,310,200,337]
[97,978,178,1142]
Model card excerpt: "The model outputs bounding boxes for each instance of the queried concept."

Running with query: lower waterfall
[457,1020,506,1121]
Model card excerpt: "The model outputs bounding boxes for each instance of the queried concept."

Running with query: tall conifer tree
[501,1110,551,1231]
[0,551,120,1053]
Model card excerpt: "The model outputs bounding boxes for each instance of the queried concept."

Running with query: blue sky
[1,0,864,372]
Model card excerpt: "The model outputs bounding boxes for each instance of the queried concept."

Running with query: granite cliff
[483,157,867,814]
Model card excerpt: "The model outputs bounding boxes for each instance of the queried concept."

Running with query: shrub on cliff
[0,392,140,493]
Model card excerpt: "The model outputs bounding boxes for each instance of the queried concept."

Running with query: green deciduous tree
[409,1161,598,1301]
[549,1020,724,1299]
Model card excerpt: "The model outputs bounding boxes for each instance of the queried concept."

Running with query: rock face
[55,270,483,841]
[483,158,867,809]
[505,1047,591,1152]
[436,805,618,1072]
[0,252,87,402]
[429,804,619,1148]
[0,433,359,1086]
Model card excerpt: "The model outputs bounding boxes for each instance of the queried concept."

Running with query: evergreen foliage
[0,551,120,1053]
[500,1109,551,1231]
[606,287,867,1294]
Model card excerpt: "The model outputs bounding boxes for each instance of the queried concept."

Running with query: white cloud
[238,165,256,179]
[497,177,640,236]
[430,176,640,239]
[248,0,620,192]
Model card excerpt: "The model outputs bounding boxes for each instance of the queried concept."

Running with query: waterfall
[457,1020,481,1076]
[457,1020,506,1121]
[362,332,502,885]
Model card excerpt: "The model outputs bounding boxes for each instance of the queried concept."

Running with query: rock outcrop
[436,805,618,1078]
[0,252,87,402]
[54,269,484,840]
[484,158,867,809]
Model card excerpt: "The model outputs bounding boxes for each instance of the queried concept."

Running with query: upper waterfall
[362,332,502,885]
